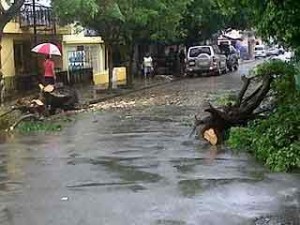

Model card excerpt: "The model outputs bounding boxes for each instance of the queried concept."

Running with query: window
[13,41,33,75]
[67,45,93,71]
[189,47,211,57]
[255,46,264,51]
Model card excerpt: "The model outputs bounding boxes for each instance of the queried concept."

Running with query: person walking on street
[143,53,153,79]
[43,55,56,85]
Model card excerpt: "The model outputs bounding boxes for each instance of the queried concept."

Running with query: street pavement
[0,60,299,225]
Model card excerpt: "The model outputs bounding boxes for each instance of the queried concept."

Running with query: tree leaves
[244,0,300,47]
[178,0,252,45]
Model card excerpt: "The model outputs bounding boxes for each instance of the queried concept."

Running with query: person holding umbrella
[43,54,56,85]
[31,42,61,85]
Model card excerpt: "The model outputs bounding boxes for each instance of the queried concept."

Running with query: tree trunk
[126,43,134,88]
[107,43,113,90]
[0,29,5,106]
[0,26,4,71]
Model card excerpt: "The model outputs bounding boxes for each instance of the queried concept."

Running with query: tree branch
[240,83,263,108]
[0,0,25,29]
[9,114,42,131]
[0,3,5,14]
[240,75,273,115]
[236,76,251,107]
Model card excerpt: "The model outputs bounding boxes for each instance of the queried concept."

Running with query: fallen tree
[0,83,79,131]
[193,61,296,145]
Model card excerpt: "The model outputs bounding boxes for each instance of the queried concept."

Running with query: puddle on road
[91,158,163,183]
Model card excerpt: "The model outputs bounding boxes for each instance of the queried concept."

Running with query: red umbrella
[31,43,62,56]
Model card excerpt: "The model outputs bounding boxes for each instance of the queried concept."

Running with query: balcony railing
[19,2,55,30]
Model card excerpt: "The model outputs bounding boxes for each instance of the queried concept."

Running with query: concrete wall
[93,67,126,87]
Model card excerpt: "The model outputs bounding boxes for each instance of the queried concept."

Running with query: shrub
[228,103,300,171]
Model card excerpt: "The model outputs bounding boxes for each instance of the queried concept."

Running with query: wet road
[0,61,299,225]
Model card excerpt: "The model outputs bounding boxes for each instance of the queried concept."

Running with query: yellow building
[1,3,126,91]
[61,33,126,87]
[62,33,108,85]
[1,3,69,90]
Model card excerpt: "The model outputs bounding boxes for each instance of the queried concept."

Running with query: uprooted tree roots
[193,71,276,145]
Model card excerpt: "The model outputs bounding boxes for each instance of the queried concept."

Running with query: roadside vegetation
[228,61,300,171]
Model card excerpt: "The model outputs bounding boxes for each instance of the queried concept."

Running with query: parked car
[270,51,294,62]
[254,45,267,58]
[186,45,227,76]
[267,47,280,56]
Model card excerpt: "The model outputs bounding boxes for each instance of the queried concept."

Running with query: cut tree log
[42,85,79,114]
[203,128,218,145]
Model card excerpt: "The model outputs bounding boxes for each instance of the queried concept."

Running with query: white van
[254,45,267,58]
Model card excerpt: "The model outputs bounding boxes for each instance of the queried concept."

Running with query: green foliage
[215,93,236,106]
[252,60,297,101]
[178,0,252,45]
[228,62,300,172]
[215,0,253,29]
[227,127,253,150]
[16,121,63,133]
[253,60,295,78]
[52,0,99,24]
[241,0,300,48]
[228,103,300,172]
[179,0,222,44]
[53,0,190,44]
[53,0,252,46]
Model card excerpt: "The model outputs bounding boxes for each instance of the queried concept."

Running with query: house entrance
[13,41,35,76]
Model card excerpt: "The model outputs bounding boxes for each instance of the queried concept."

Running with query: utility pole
[32,0,39,76]
[32,0,37,45]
